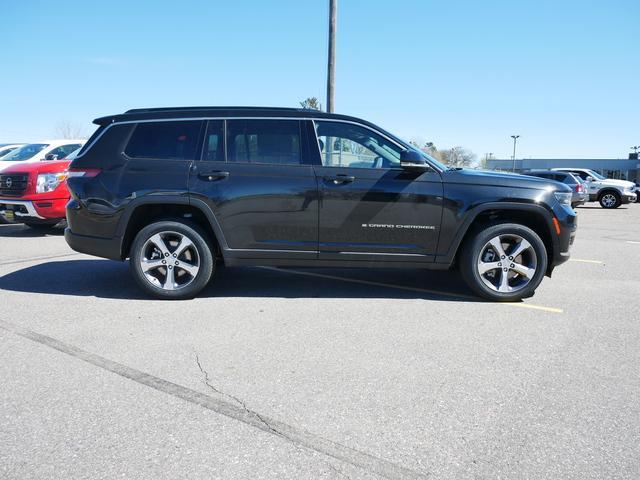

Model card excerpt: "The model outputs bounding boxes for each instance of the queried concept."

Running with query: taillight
[66,168,101,178]
[575,184,583,192]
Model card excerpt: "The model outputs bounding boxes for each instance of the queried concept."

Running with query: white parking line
[627,241,640,245]
[569,258,604,264]
[261,267,564,314]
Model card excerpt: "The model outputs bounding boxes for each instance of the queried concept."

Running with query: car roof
[93,106,385,131]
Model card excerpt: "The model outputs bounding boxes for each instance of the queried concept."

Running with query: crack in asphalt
[195,354,351,479]
[0,319,428,480]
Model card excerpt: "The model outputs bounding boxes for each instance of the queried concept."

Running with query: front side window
[226,119,301,165]
[125,121,202,160]
[314,121,402,169]
[2,143,48,161]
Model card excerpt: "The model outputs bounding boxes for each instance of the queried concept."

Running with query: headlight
[36,173,67,193]
[553,191,572,206]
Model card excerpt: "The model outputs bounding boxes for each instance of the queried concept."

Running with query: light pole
[326,0,337,113]
[511,135,520,172]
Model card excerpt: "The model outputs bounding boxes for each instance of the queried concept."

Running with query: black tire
[460,223,548,302]
[129,220,214,300]
[599,191,621,209]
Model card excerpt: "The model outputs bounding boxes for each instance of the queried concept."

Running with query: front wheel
[129,220,214,300]
[599,191,621,209]
[460,223,548,301]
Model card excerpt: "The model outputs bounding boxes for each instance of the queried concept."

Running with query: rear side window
[560,173,578,185]
[226,119,301,165]
[125,121,202,160]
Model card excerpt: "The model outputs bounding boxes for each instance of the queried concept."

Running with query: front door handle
[198,170,230,181]
[324,174,355,185]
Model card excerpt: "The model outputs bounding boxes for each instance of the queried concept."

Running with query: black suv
[65,107,577,301]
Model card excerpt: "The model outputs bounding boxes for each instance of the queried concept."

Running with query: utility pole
[326,0,337,113]
[511,135,520,172]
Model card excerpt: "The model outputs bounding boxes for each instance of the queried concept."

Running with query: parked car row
[0,140,85,228]
[523,168,637,209]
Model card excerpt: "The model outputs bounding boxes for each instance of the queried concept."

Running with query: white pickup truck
[552,168,637,209]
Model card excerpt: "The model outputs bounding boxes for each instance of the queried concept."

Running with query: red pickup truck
[0,154,76,230]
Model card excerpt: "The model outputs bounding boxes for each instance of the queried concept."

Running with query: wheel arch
[443,203,556,272]
[117,197,228,260]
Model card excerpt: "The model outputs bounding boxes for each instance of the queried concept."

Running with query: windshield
[587,170,606,180]
[1,143,48,161]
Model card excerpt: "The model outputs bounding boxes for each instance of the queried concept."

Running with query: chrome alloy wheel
[139,231,200,291]
[477,234,537,293]
[601,193,617,208]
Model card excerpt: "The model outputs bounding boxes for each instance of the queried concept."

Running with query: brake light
[575,184,583,192]
[66,168,101,178]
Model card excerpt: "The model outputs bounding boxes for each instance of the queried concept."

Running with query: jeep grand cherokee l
[64,107,577,301]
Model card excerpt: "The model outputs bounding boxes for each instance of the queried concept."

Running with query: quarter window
[314,121,402,169]
[226,120,301,165]
[125,121,202,160]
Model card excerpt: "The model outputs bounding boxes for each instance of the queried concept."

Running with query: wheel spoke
[488,236,506,258]
[498,270,511,292]
[509,238,531,258]
[177,261,198,277]
[511,262,535,279]
[149,233,170,257]
[478,261,501,275]
[175,235,194,257]
[141,258,164,272]
[163,267,176,290]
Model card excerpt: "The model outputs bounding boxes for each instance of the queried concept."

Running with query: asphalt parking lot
[1,204,639,480]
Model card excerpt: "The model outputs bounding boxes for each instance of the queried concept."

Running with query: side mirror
[585,176,594,182]
[44,154,59,161]
[400,150,429,170]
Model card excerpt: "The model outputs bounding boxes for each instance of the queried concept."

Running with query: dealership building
[486,154,640,182]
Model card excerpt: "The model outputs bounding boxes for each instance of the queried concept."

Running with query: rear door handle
[197,171,230,181]
[323,174,355,185]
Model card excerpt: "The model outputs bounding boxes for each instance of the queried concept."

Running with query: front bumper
[622,193,637,204]
[549,205,578,270]
[0,199,45,222]
[0,198,67,223]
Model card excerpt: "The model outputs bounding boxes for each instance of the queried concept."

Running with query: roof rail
[124,106,305,114]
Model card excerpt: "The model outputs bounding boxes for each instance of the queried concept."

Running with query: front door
[189,119,319,261]
[311,120,443,263]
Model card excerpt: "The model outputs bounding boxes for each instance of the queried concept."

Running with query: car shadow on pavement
[0,223,64,237]
[0,259,480,302]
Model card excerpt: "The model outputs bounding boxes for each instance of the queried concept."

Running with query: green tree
[299,97,322,111]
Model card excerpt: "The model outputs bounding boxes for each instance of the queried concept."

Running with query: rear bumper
[64,228,123,260]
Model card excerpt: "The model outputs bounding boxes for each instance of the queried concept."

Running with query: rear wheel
[460,223,548,301]
[129,220,214,300]
[599,191,621,209]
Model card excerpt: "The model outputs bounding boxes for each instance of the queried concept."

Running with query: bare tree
[299,97,323,111]
[439,147,476,167]
[53,121,87,139]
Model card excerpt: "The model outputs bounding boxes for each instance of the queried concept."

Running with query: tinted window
[315,121,402,169]
[204,121,224,161]
[125,121,202,160]
[48,144,82,159]
[559,173,578,185]
[2,143,48,162]
[226,120,301,165]
[531,172,551,179]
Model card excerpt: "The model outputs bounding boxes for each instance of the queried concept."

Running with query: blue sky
[1,0,638,159]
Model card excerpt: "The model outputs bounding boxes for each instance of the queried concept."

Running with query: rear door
[310,120,443,263]
[189,118,319,260]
